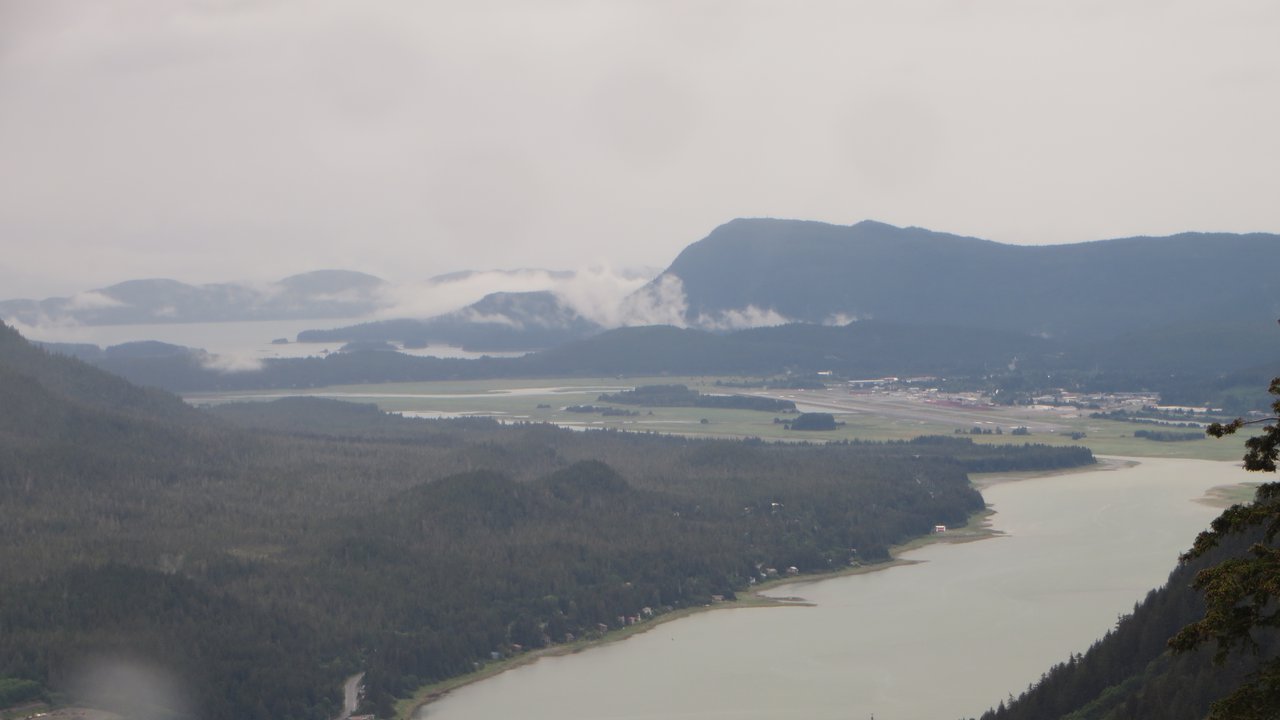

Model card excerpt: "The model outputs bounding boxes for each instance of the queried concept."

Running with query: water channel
[417,457,1249,720]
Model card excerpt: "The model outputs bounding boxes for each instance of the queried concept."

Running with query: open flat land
[186,376,1255,461]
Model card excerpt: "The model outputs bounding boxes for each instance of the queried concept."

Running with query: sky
[2,0,1278,299]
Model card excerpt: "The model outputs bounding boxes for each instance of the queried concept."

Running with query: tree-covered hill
[0,323,1093,719]
[16,219,1280,410]
[0,323,195,422]
[647,218,1280,342]
[298,290,603,351]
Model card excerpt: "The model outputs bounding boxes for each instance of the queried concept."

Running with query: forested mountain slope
[0,323,1093,719]
[649,218,1280,341]
[0,322,194,422]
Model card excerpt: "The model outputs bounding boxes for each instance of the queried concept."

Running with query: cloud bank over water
[373,267,798,333]
[3,265,803,374]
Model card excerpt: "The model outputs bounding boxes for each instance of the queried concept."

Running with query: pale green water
[418,457,1249,720]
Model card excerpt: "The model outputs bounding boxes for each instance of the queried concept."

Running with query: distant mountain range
[638,218,1280,339]
[10,218,1280,404]
[0,267,613,332]
[297,290,603,352]
[12,221,1279,346]
[290,219,1280,355]
[0,270,388,325]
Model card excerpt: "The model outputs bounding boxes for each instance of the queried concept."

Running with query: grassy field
[186,375,1258,462]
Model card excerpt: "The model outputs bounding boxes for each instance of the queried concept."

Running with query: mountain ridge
[639,218,1280,339]
[297,290,603,351]
[0,270,388,326]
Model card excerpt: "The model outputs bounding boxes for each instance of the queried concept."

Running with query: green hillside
[0,322,1092,719]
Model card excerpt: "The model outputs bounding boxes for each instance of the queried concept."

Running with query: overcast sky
[2,0,1278,298]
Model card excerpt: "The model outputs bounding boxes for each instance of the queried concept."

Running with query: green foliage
[1133,429,1203,442]
[0,323,1095,719]
[1167,376,1280,719]
[788,412,839,431]
[597,384,796,412]
[0,677,44,707]
[667,218,1280,344]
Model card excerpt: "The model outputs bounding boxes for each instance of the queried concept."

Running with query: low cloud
[5,266,808,375]
[371,265,656,329]
[373,269,575,320]
[198,350,264,374]
[616,273,691,327]
[548,265,653,327]
[6,318,81,342]
[696,305,792,331]
[455,310,523,329]
[66,290,126,310]
[614,273,794,331]
[822,312,862,326]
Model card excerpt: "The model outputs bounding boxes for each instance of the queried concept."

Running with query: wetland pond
[417,457,1248,720]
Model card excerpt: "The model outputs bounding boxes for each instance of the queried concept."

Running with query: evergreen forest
[0,323,1094,719]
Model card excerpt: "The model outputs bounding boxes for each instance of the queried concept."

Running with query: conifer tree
[1171,359,1280,719]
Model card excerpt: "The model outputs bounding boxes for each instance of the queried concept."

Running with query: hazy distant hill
[640,218,1280,340]
[0,323,197,423]
[293,220,1280,359]
[298,290,603,351]
[0,270,387,325]
[15,219,1280,407]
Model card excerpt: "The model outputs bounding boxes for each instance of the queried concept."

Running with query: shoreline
[397,555,941,720]
[394,456,1119,719]
[968,455,1135,490]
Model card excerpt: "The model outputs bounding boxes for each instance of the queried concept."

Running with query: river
[416,457,1248,720]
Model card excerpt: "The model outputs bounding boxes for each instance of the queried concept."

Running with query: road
[336,672,364,720]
